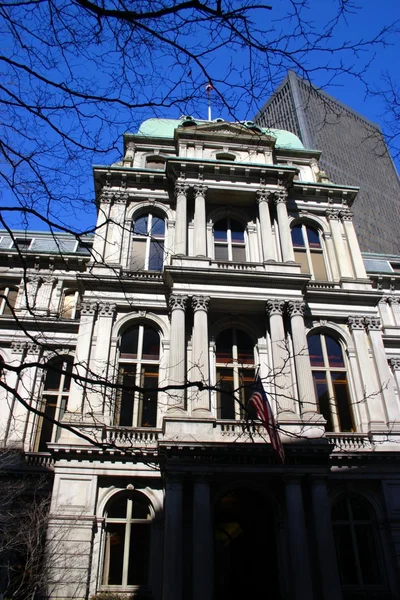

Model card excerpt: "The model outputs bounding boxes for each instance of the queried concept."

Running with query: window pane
[326,337,345,368]
[63,359,73,392]
[332,497,349,521]
[120,326,139,358]
[308,335,324,367]
[214,220,228,242]
[44,362,63,391]
[230,220,244,243]
[214,245,229,260]
[142,327,160,360]
[105,523,125,585]
[312,372,334,431]
[108,495,128,519]
[38,395,57,451]
[3,288,17,315]
[350,496,370,520]
[334,524,359,585]
[355,524,383,584]
[332,372,353,432]
[291,225,304,247]
[306,226,321,248]
[294,249,309,274]
[151,216,165,236]
[236,330,254,364]
[311,252,327,280]
[146,158,165,169]
[131,498,151,519]
[240,369,256,415]
[131,238,147,271]
[134,215,148,235]
[232,245,246,262]
[61,292,76,319]
[128,524,150,585]
[118,365,136,426]
[140,366,158,427]
[217,368,235,419]
[148,240,164,271]
[216,329,233,363]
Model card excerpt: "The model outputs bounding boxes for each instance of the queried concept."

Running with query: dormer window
[12,237,32,251]
[215,152,236,162]
[145,156,165,170]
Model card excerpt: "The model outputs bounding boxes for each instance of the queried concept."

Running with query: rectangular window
[312,372,334,431]
[215,245,229,261]
[217,368,235,419]
[311,252,327,280]
[232,245,246,262]
[117,365,136,426]
[105,524,126,585]
[294,249,309,273]
[131,239,147,271]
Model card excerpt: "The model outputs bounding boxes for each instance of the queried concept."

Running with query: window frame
[0,285,18,315]
[11,237,33,251]
[213,217,247,263]
[60,290,81,319]
[131,211,166,272]
[145,155,166,170]
[291,222,328,280]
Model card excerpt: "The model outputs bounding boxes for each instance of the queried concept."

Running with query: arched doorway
[214,487,282,599]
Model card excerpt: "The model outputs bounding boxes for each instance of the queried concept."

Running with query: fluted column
[174,182,189,256]
[287,300,319,418]
[104,195,127,264]
[191,296,210,414]
[67,301,98,414]
[266,299,294,415]
[49,279,63,316]
[193,185,208,257]
[387,296,400,326]
[341,208,367,279]
[20,273,41,312]
[163,474,183,600]
[35,275,57,315]
[257,189,276,261]
[326,209,353,279]
[389,359,400,402]
[192,475,213,600]
[273,187,294,262]
[168,294,188,413]
[92,190,113,262]
[311,477,342,600]
[365,317,400,425]
[285,476,313,600]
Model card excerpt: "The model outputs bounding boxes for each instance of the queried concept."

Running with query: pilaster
[174,182,189,256]
[193,185,208,257]
[168,294,188,413]
[326,208,353,279]
[162,473,183,600]
[191,296,211,415]
[266,299,294,416]
[273,188,294,262]
[257,189,276,261]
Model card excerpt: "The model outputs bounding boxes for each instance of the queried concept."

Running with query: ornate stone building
[1,116,400,600]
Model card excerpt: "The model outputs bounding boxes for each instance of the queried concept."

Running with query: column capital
[340,208,353,221]
[11,341,26,354]
[193,184,208,198]
[266,298,285,316]
[326,208,340,221]
[364,316,381,331]
[287,300,306,318]
[273,187,288,204]
[387,295,400,305]
[98,302,117,317]
[256,189,274,204]
[169,294,188,312]
[389,358,400,371]
[192,295,210,312]
[80,301,98,316]
[174,182,190,198]
[347,315,364,331]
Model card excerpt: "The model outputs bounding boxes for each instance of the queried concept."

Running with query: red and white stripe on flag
[249,376,285,463]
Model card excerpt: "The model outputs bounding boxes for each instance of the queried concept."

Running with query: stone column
[326,209,353,279]
[311,477,343,600]
[193,185,208,257]
[84,302,117,417]
[20,273,41,312]
[35,275,57,315]
[49,279,63,316]
[348,316,386,429]
[168,295,188,413]
[287,300,319,419]
[163,474,183,600]
[191,296,211,415]
[285,477,313,600]
[387,296,400,326]
[257,189,276,261]
[192,475,213,600]
[104,194,127,264]
[92,190,113,262]
[341,208,367,279]
[274,188,294,262]
[323,231,340,281]
[246,224,258,262]
[67,301,98,414]
[266,299,294,416]
[365,317,400,426]
[389,359,400,401]
[174,182,189,256]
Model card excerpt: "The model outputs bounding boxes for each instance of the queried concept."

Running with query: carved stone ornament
[266,299,285,316]
[99,189,115,204]
[387,296,400,305]
[113,191,129,204]
[287,300,306,318]
[389,358,400,371]
[42,274,57,285]
[256,189,273,204]
[325,208,341,221]
[98,302,117,317]
[80,301,98,316]
[11,341,27,354]
[273,188,288,204]
[169,294,188,312]
[347,316,364,331]
[174,182,190,198]
[26,342,40,354]
[193,184,208,198]
[364,316,381,331]
[27,273,42,285]
[340,208,354,221]
[192,295,210,312]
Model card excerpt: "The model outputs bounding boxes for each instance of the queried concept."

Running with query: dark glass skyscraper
[255,71,400,254]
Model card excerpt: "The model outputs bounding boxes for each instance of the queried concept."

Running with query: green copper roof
[136,118,304,150]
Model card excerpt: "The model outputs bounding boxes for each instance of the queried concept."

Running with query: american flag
[249,375,285,463]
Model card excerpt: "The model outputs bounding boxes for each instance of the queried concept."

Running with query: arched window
[332,495,385,590]
[145,156,165,169]
[216,328,255,419]
[35,356,73,451]
[60,290,81,319]
[214,218,246,262]
[291,223,328,280]
[117,324,160,427]
[307,332,354,432]
[0,286,18,315]
[131,212,165,272]
[102,492,151,588]
[215,152,236,161]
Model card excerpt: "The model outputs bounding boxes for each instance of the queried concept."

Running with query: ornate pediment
[176,120,277,145]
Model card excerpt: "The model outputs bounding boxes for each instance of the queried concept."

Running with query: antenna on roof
[205,82,214,121]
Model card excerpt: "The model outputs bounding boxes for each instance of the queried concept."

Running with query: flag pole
[206,82,213,121]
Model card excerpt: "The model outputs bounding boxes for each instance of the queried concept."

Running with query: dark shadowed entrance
[214,487,282,600]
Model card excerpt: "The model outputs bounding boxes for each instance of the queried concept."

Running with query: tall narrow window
[0,286,18,315]
[214,219,246,262]
[291,223,327,280]
[35,356,73,451]
[308,333,354,432]
[117,324,160,427]
[131,212,165,272]
[60,290,81,319]
[332,495,385,590]
[216,328,255,419]
[103,493,151,588]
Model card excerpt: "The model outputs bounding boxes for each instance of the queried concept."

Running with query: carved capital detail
[192,295,210,312]
[364,316,381,331]
[326,208,341,221]
[256,189,273,204]
[11,341,26,354]
[174,182,190,198]
[266,299,285,316]
[80,301,98,316]
[273,188,288,205]
[98,302,117,317]
[347,316,364,331]
[287,300,306,318]
[340,208,353,221]
[387,296,399,305]
[193,184,208,198]
[26,342,40,354]
[389,358,400,371]
[169,294,188,312]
